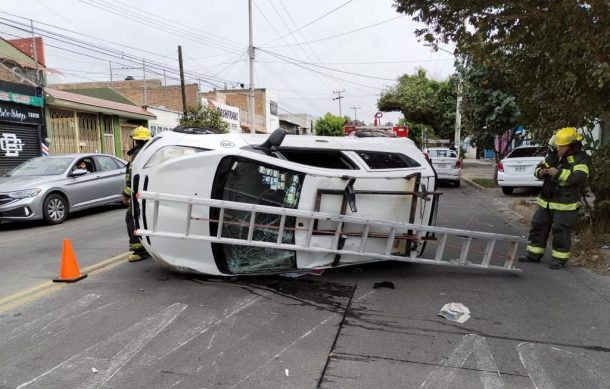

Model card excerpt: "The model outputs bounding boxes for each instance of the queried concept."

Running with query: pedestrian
[518,127,590,269]
[122,126,151,262]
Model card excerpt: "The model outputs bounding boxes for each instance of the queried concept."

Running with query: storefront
[0,80,44,175]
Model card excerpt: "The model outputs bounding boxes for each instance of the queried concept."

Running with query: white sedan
[426,148,461,187]
[497,146,546,195]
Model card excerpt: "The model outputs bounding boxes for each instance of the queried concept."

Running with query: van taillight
[497,162,504,172]
[455,160,461,169]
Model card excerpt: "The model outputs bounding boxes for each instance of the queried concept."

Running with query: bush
[589,143,610,232]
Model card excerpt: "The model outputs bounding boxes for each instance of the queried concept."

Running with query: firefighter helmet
[131,126,151,140]
[554,127,583,146]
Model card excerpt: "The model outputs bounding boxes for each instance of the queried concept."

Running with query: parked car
[497,146,546,195]
[426,147,461,186]
[0,153,126,224]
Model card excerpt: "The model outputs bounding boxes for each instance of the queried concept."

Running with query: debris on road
[438,302,471,323]
[373,281,395,289]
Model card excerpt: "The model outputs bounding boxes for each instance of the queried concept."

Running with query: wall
[147,106,181,135]
[50,79,199,113]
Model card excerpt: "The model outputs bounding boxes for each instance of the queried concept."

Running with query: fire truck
[343,124,410,138]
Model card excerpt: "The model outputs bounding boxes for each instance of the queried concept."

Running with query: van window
[356,151,421,169]
[277,149,359,170]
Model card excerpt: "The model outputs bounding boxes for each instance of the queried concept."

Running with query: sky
[1,0,456,125]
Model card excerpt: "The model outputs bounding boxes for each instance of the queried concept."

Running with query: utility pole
[350,105,361,122]
[248,0,256,134]
[142,59,147,105]
[109,61,113,84]
[333,89,345,117]
[163,69,167,86]
[30,20,40,86]
[178,45,187,115]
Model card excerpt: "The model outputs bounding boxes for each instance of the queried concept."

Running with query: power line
[261,0,356,46]
[77,0,243,53]
[259,49,397,81]
[263,15,405,48]
[1,17,239,87]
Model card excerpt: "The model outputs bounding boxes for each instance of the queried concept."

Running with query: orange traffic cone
[53,239,87,283]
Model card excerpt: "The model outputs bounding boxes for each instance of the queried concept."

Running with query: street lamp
[425,44,462,157]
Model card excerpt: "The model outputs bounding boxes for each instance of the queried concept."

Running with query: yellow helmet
[131,126,151,140]
[554,127,583,146]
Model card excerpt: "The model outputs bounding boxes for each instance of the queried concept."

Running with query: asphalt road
[0,183,609,388]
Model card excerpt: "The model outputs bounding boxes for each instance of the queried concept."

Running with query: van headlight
[7,188,42,199]
[143,146,205,168]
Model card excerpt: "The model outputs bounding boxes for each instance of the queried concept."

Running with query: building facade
[201,88,279,133]
[44,88,155,161]
[147,106,181,136]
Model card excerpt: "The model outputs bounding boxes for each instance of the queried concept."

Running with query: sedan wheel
[501,186,514,195]
[43,194,68,224]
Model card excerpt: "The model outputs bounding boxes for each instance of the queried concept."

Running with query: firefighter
[122,126,151,262]
[518,127,590,269]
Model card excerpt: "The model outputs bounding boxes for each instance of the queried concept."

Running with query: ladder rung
[459,237,472,263]
[305,219,314,248]
[505,241,518,268]
[434,234,448,262]
[185,203,192,236]
[247,212,256,242]
[359,224,370,253]
[385,227,396,256]
[152,199,159,233]
[216,208,224,238]
[276,214,286,244]
[482,240,496,267]
[332,221,343,250]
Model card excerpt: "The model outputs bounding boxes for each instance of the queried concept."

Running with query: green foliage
[315,113,346,136]
[393,0,610,140]
[588,143,610,232]
[459,59,521,161]
[180,105,229,133]
[377,68,457,140]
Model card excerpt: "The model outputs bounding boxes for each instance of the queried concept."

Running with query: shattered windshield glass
[211,157,305,273]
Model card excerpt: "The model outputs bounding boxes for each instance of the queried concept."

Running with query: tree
[180,105,229,133]
[377,68,457,144]
[392,0,609,139]
[459,59,521,166]
[315,113,346,136]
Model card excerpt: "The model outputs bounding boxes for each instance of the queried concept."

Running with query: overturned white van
[131,128,522,276]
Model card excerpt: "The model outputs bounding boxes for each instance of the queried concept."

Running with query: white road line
[517,342,556,389]
[16,303,187,389]
[4,294,100,342]
[421,334,504,389]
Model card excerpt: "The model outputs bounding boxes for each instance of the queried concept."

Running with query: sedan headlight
[143,146,205,168]
[6,188,43,199]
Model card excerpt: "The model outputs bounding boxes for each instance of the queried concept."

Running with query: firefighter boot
[518,254,542,263]
[128,243,150,262]
[548,259,567,269]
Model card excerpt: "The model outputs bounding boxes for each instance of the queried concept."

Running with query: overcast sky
[1,0,455,124]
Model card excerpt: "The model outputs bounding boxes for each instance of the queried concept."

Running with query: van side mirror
[256,128,286,151]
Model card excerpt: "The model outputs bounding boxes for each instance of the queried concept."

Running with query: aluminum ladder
[136,191,525,274]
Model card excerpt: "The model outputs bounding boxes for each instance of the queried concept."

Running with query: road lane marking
[420,334,504,389]
[16,303,187,388]
[0,253,128,313]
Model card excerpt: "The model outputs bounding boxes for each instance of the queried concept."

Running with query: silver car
[0,153,126,224]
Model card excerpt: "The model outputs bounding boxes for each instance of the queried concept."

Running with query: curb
[461,176,485,191]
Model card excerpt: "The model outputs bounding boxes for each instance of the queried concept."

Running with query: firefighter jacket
[534,149,590,211]
[121,142,146,199]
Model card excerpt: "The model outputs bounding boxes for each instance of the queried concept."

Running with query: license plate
[515,166,526,172]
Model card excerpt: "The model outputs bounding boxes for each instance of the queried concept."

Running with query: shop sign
[201,98,241,133]
[0,90,44,107]
[0,102,44,125]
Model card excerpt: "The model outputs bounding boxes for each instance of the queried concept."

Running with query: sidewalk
[460,158,495,181]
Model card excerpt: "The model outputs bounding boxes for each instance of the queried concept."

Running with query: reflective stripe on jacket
[535,150,590,210]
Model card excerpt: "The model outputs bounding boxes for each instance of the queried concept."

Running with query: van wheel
[501,186,514,195]
[43,194,68,224]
